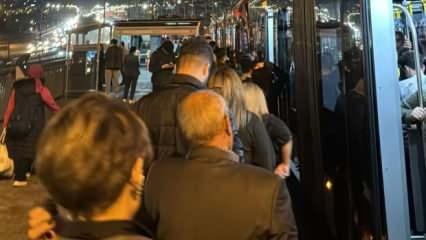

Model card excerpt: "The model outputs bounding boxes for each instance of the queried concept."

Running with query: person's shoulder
[235,162,280,184]
[103,235,152,240]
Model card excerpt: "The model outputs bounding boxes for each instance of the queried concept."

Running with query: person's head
[208,67,247,129]
[121,41,125,47]
[28,64,44,80]
[209,41,216,50]
[110,39,118,46]
[36,93,153,220]
[176,37,215,83]
[240,56,254,75]
[178,90,233,150]
[161,40,174,54]
[130,46,137,54]
[242,83,269,117]
[215,48,228,64]
[398,50,424,78]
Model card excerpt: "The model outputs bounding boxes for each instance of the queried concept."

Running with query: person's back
[134,38,215,161]
[238,111,276,170]
[124,54,140,78]
[144,150,295,240]
[105,45,123,70]
[133,74,203,160]
[143,90,297,240]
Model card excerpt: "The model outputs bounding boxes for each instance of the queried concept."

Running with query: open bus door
[394,3,426,237]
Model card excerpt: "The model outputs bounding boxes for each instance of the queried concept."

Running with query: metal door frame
[293,0,412,239]
[365,0,412,239]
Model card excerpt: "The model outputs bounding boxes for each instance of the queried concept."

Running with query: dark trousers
[14,157,32,181]
[124,75,139,100]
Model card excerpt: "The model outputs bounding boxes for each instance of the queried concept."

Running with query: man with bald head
[142,90,298,240]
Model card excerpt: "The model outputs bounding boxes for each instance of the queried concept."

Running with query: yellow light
[325,180,333,191]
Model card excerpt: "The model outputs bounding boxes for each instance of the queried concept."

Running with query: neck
[176,69,203,83]
[89,188,136,222]
[204,135,231,152]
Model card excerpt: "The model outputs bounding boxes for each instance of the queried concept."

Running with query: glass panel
[314,0,381,239]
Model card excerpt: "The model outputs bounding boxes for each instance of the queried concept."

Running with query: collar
[171,74,206,90]
[57,220,152,239]
[186,145,239,163]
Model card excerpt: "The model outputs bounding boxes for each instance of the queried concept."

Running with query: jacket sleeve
[251,115,276,170]
[2,90,15,128]
[269,180,298,240]
[401,92,426,124]
[36,81,60,112]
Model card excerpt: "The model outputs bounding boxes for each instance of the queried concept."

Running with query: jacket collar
[170,74,206,90]
[57,220,152,239]
[186,145,239,163]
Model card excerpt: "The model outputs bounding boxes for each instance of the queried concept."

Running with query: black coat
[57,220,151,240]
[238,112,277,171]
[6,79,45,160]
[133,74,204,161]
[123,54,140,78]
[149,48,175,90]
[141,146,298,240]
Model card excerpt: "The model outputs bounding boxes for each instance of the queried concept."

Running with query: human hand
[28,207,57,240]
[274,163,290,178]
[410,107,426,121]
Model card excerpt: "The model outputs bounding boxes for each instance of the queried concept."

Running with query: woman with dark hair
[123,46,141,102]
[2,64,59,187]
[149,40,175,91]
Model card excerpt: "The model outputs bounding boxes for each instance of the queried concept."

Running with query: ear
[130,158,145,186]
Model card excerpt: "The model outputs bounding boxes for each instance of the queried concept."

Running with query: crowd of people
[1,36,298,239]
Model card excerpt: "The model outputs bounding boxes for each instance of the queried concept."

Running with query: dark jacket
[6,79,46,160]
[239,112,277,170]
[105,45,123,70]
[142,146,298,240]
[133,74,204,161]
[149,47,175,90]
[124,54,140,78]
[57,220,151,240]
[262,113,292,162]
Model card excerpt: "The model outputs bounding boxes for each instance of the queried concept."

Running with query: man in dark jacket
[149,40,175,91]
[141,90,298,240]
[134,37,215,161]
[123,46,140,101]
[105,39,123,96]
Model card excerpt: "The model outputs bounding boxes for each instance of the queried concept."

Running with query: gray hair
[178,90,228,145]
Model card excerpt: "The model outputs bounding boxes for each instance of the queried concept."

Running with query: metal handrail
[394,4,424,108]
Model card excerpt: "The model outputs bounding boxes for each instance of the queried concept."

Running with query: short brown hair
[36,93,153,217]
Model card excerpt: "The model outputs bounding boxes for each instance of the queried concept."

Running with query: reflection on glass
[316,0,376,239]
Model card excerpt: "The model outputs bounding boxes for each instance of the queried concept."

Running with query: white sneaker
[13,181,28,187]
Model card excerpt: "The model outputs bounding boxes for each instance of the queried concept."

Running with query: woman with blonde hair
[242,83,293,178]
[208,67,276,170]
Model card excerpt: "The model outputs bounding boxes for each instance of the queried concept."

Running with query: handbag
[0,129,14,178]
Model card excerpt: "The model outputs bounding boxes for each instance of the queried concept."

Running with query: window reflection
[316,0,375,239]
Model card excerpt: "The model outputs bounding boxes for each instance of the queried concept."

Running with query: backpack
[7,90,41,139]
